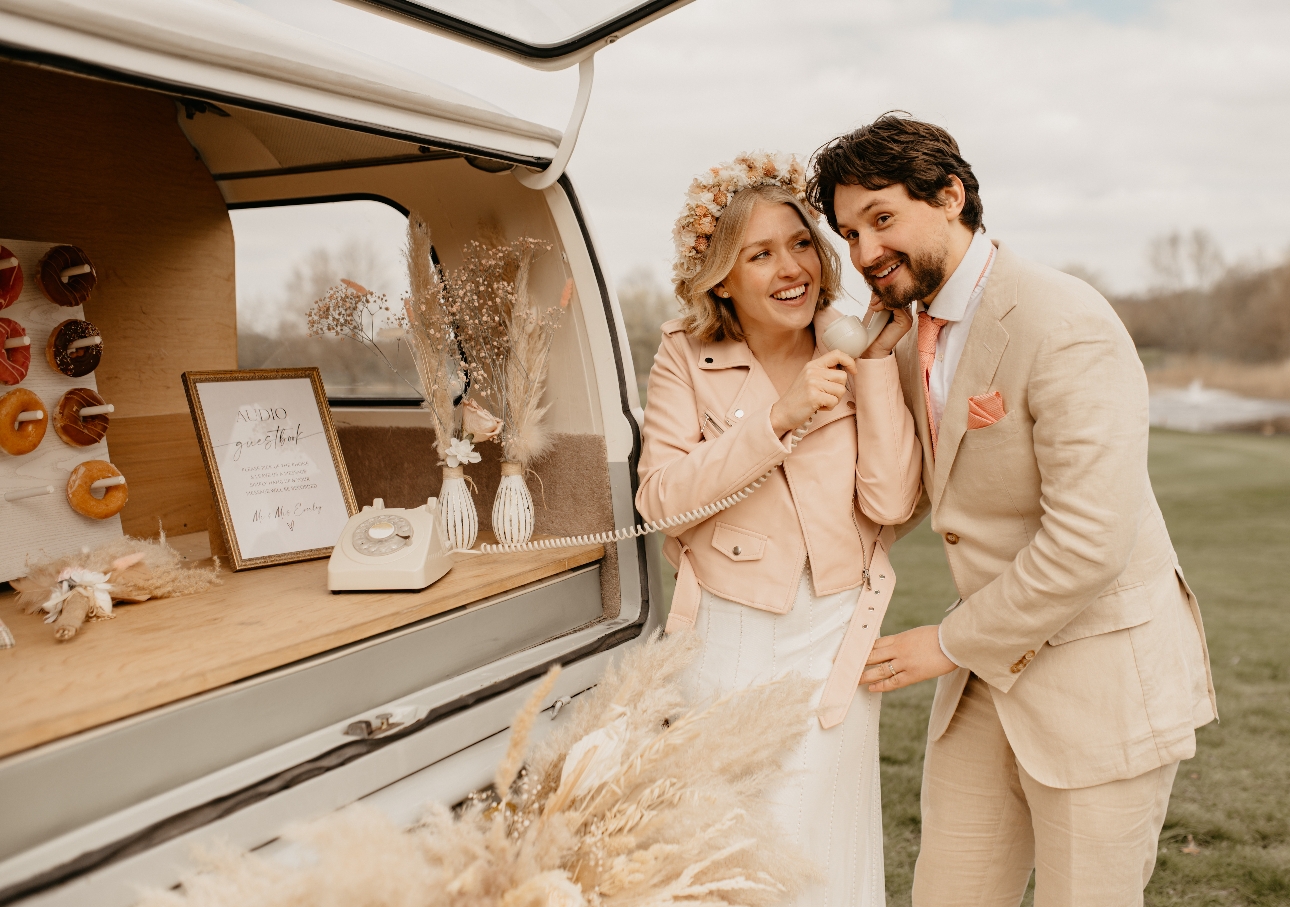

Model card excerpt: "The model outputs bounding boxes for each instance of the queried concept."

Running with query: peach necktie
[918,311,948,451]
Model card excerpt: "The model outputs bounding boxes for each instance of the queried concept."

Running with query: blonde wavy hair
[673,185,842,343]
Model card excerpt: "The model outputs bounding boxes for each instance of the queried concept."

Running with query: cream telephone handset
[475,311,890,554]
[328,497,454,591]
[819,307,892,358]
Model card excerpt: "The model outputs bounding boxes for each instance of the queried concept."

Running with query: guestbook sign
[182,368,356,570]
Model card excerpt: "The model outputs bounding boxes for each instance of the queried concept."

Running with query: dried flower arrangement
[137,633,819,907]
[434,237,572,469]
[12,535,220,641]
[305,213,572,547]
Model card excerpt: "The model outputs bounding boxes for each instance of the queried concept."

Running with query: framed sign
[182,368,357,570]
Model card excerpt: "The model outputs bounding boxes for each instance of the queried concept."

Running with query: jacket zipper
[702,411,726,436]
[852,507,874,590]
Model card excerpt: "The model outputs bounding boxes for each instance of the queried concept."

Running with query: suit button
[704,357,714,364]
[946,532,960,545]
[734,409,744,418]
[732,546,741,556]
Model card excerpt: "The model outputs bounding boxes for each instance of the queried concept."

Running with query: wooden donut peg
[66,460,128,519]
[37,245,97,307]
[0,318,32,386]
[46,319,102,377]
[0,388,47,455]
[0,247,22,309]
[55,388,112,447]
[4,485,54,502]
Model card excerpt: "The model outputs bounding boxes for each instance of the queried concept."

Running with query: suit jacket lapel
[931,245,1018,513]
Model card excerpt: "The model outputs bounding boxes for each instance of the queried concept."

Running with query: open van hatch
[0,0,687,902]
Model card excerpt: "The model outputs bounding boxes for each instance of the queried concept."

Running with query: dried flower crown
[671,151,812,283]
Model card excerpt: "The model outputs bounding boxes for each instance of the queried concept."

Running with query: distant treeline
[1112,256,1290,363]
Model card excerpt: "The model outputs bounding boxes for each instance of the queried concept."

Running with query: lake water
[1150,381,1290,433]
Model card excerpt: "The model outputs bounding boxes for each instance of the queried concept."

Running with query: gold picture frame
[182,368,358,571]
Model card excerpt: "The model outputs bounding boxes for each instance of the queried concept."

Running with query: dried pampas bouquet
[12,535,220,641]
[448,237,572,545]
[138,632,819,907]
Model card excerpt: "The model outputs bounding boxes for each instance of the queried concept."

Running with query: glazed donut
[0,246,22,309]
[0,388,47,455]
[66,460,128,520]
[0,318,31,385]
[55,388,110,447]
[37,245,97,307]
[46,319,102,377]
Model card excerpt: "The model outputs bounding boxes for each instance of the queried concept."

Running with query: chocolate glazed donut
[46,319,102,377]
[37,245,97,307]
[55,388,110,447]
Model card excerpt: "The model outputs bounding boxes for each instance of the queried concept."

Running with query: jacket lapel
[931,244,1018,513]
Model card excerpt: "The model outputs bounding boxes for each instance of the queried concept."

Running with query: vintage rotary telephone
[327,497,453,591]
[476,307,893,555]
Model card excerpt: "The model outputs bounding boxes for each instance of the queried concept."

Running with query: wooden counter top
[0,533,602,759]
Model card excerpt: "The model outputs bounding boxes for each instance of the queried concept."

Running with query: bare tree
[616,268,680,404]
[1148,229,1225,291]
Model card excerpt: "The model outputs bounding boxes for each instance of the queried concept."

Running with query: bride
[635,153,920,905]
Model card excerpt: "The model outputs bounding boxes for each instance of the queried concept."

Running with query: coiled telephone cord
[477,418,812,554]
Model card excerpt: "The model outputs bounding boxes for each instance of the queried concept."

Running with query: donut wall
[0,238,123,581]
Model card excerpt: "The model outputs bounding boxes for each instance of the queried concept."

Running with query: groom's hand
[861,625,957,692]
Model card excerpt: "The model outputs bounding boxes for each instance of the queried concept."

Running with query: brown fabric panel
[336,428,621,618]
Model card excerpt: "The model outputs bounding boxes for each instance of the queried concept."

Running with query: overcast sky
[242,0,1290,297]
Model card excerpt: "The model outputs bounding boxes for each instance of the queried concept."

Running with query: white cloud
[241,0,1290,294]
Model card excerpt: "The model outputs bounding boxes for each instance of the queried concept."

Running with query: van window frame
[228,192,430,407]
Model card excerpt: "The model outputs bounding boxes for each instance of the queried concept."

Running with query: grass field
[880,429,1290,905]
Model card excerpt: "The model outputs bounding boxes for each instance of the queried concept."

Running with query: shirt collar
[925,231,993,323]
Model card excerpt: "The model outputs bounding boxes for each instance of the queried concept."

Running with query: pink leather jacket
[636,310,922,726]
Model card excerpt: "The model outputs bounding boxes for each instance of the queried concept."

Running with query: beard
[865,242,950,309]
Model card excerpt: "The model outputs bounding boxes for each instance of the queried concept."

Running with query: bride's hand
[769,350,855,435]
[861,298,913,359]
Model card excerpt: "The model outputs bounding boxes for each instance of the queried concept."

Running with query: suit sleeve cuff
[938,623,964,668]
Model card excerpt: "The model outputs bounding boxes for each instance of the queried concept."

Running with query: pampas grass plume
[137,633,819,907]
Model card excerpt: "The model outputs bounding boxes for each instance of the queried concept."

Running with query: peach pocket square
[967,391,1006,429]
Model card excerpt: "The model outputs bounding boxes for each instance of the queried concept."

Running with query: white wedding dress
[681,561,886,907]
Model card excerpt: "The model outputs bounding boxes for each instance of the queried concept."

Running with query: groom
[807,114,1216,906]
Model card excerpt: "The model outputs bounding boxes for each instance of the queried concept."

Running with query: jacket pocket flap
[711,522,767,561]
[1048,582,1151,646]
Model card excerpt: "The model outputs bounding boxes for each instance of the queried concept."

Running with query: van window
[230,198,420,403]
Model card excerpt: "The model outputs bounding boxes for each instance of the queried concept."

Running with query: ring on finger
[886,661,897,678]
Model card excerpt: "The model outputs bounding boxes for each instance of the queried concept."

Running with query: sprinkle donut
[46,319,102,378]
[37,245,97,307]
[0,318,31,385]
[66,460,128,520]
[55,388,110,447]
[0,246,22,309]
[0,388,47,455]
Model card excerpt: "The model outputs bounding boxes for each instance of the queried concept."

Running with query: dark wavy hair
[807,112,985,235]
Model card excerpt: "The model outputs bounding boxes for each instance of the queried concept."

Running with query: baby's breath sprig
[304,278,420,396]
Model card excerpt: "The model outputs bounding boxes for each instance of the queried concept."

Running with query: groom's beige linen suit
[894,241,1216,906]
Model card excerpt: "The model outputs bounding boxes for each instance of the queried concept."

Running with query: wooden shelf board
[0,533,602,759]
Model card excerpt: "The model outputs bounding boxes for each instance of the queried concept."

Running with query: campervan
[0,1,692,903]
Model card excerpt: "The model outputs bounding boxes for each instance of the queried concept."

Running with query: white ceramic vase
[491,461,534,546]
[438,465,478,550]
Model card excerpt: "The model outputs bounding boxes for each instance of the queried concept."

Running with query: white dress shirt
[917,230,995,669]
[923,230,996,436]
